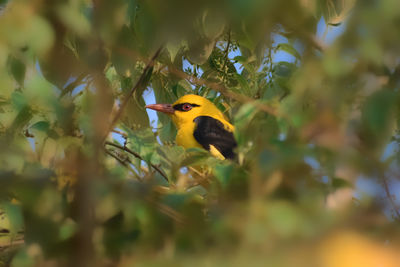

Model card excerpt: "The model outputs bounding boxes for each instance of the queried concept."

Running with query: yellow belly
[176,121,202,149]
[175,121,226,160]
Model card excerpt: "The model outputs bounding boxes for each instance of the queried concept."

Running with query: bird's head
[145,94,226,127]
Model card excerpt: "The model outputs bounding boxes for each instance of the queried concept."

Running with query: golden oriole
[145,94,236,159]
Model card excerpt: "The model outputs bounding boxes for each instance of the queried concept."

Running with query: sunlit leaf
[276,43,301,60]
[0,0,399,265]
[8,56,25,86]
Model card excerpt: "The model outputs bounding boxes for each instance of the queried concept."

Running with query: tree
[0,0,399,266]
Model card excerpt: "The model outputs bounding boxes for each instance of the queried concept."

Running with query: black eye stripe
[173,103,200,111]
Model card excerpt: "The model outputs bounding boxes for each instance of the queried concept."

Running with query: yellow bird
[145,94,236,160]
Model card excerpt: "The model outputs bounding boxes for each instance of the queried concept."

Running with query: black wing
[193,116,237,159]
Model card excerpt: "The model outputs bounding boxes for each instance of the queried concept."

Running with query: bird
[145,94,237,160]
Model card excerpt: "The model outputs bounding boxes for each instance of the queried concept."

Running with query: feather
[193,116,237,159]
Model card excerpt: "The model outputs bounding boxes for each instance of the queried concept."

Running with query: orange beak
[145,104,175,114]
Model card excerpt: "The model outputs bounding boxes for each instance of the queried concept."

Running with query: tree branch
[381,174,400,221]
[146,197,186,225]
[102,47,163,142]
[60,72,88,98]
[222,29,231,84]
[279,31,326,52]
[114,44,281,117]
[104,141,169,182]
[168,66,280,117]
[0,239,25,250]
[104,148,142,180]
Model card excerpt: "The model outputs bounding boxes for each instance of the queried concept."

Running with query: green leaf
[177,80,194,95]
[266,201,305,237]
[233,103,258,146]
[39,44,81,89]
[152,75,176,125]
[234,103,257,130]
[162,193,188,210]
[274,61,296,77]
[166,41,183,64]
[7,106,32,135]
[263,79,288,100]
[30,121,50,132]
[276,43,301,60]
[111,25,138,77]
[11,91,27,111]
[214,164,234,190]
[124,127,158,163]
[186,37,216,65]
[8,56,26,85]
[201,9,225,39]
[181,148,210,166]
[122,95,150,129]
[59,219,77,241]
[321,0,356,26]
[233,73,251,95]
[233,55,247,63]
[332,177,353,189]
[362,89,397,136]
[158,120,176,143]
[1,203,23,237]
[56,3,90,36]
[25,74,57,108]
[119,74,152,130]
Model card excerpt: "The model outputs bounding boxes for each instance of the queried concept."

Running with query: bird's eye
[182,103,192,111]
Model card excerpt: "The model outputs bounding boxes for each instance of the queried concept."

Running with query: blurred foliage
[0,0,400,266]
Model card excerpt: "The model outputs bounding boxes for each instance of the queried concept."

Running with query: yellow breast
[175,116,234,160]
[175,121,202,149]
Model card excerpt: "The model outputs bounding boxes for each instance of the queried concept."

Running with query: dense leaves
[1,0,400,266]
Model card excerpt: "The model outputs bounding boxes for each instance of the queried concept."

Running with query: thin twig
[111,129,128,138]
[104,148,142,181]
[0,239,25,250]
[222,29,231,84]
[60,73,88,98]
[279,31,326,52]
[168,66,280,117]
[102,47,163,142]
[114,44,281,117]
[104,141,169,182]
[303,32,327,52]
[146,197,186,225]
[187,167,211,188]
[381,174,400,221]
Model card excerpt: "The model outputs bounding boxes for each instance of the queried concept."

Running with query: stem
[60,73,87,98]
[168,66,280,117]
[222,30,231,84]
[104,149,142,181]
[104,141,169,182]
[102,47,163,142]
[381,174,400,221]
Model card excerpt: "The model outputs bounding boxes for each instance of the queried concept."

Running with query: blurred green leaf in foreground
[0,0,400,266]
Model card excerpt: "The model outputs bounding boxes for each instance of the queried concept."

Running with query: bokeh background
[1,0,400,266]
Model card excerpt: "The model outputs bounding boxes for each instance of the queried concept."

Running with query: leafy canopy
[0,0,400,266]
